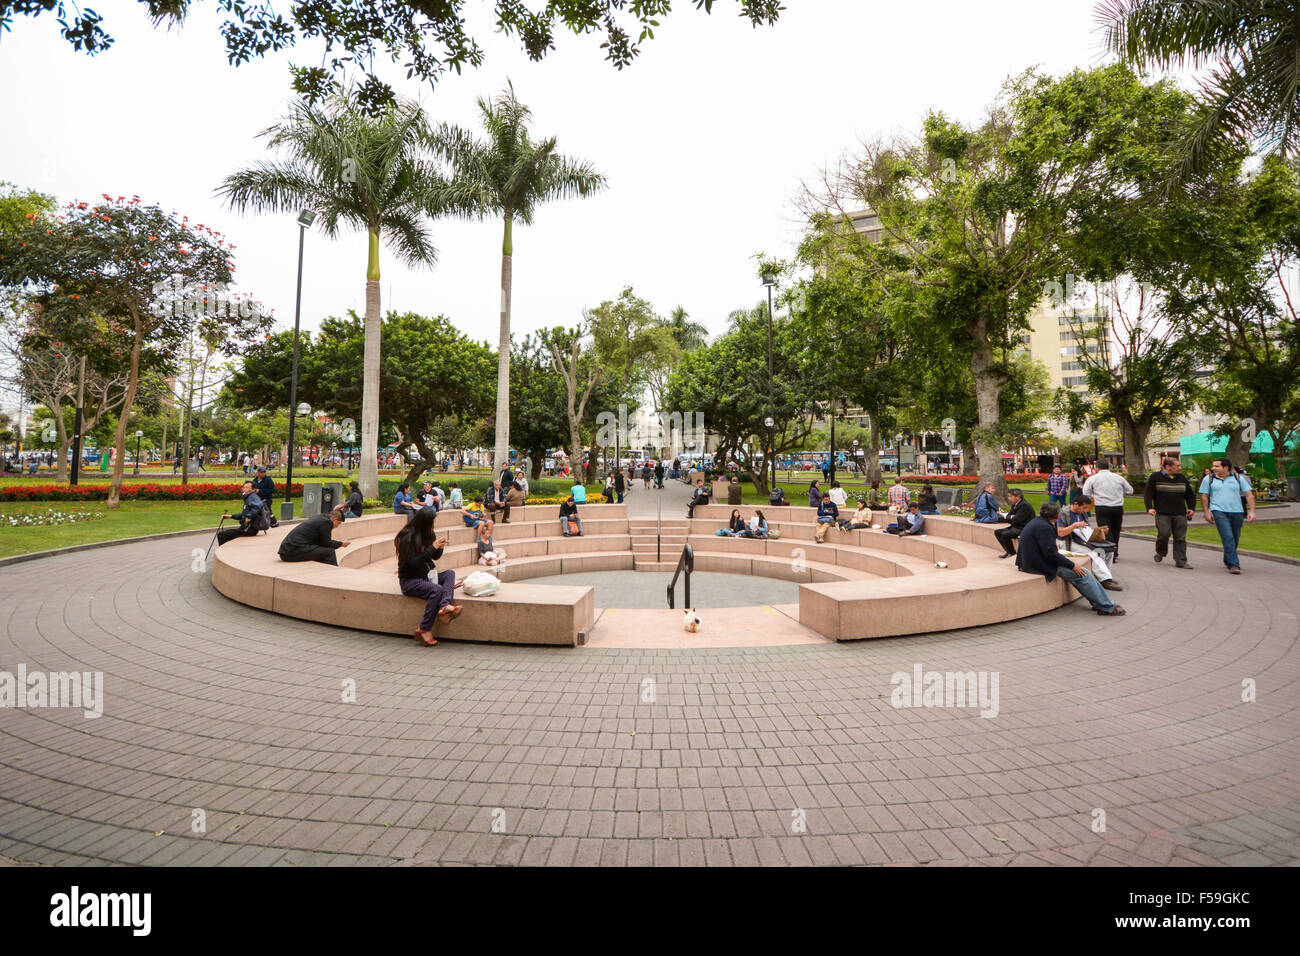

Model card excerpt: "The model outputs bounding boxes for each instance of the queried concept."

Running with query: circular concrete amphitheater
[210,501,1088,648]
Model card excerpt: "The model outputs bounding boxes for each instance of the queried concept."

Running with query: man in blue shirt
[887,502,926,535]
[216,481,265,546]
[570,480,587,504]
[973,484,1000,523]
[1198,458,1256,574]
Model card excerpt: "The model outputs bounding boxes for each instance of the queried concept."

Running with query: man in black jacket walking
[1016,502,1126,615]
[279,510,351,565]
[994,488,1036,557]
[1143,457,1196,569]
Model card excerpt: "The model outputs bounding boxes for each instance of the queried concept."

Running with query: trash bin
[319,483,338,514]
[301,483,322,517]
[1288,476,1300,500]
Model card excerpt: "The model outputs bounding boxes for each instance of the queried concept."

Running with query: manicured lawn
[0,499,241,558]
[1135,520,1300,559]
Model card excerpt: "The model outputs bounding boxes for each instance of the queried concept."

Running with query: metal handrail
[656,491,661,562]
[667,543,693,609]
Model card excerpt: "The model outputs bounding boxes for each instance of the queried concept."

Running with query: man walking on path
[1199,458,1256,574]
[1144,457,1196,568]
[1083,460,1132,558]
[1046,465,1069,507]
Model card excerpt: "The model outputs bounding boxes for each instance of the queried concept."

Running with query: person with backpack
[1198,458,1257,574]
[254,466,278,527]
[216,481,265,546]
[559,495,583,536]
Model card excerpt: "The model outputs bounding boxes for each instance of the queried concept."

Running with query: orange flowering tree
[0,196,271,507]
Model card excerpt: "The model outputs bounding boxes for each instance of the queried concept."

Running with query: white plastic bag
[462,570,500,596]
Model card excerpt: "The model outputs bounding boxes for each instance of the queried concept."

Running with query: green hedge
[376,476,585,504]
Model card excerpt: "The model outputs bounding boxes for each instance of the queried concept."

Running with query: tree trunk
[106,325,143,510]
[750,444,770,497]
[53,412,69,484]
[1223,411,1265,470]
[1114,410,1149,478]
[359,230,382,499]
[493,214,514,473]
[866,415,882,485]
[969,330,1008,498]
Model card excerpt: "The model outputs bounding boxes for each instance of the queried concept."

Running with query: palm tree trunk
[359,230,382,498]
[493,213,514,473]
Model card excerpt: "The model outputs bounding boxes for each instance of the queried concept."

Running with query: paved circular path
[0,532,1297,866]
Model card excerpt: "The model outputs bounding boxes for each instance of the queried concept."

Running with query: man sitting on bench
[687,477,711,518]
[994,488,1036,557]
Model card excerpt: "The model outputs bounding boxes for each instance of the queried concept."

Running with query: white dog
[682,608,701,633]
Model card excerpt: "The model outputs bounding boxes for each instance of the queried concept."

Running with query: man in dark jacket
[1143,457,1197,568]
[217,481,264,546]
[1016,502,1125,615]
[279,510,351,565]
[254,466,278,527]
[994,488,1036,557]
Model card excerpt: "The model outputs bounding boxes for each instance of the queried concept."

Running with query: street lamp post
[133,430,143,476]
[283,209,315,520]
[762,273,777,490]
[1092,428,1100,464]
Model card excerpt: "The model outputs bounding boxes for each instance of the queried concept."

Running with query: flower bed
[2,507,106,527]
[899,473,1051,485]
[0,482,305,502]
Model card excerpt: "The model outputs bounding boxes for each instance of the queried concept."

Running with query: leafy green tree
[509,333,569,480]
[286,311,495,484]
[660,305,710,352]
[810,64,1204,495]
[3,1,783,112]
[1162,156,1300,476]
[0,196,269,505]
[1098,0,1300,180]
[435,83,606,473]
[665,304,820,496]
[219,93,447,498]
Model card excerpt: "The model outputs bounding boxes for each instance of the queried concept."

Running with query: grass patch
[1134,520,1300,559]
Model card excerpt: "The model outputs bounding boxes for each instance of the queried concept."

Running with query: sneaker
[1175,562,1193,569]
[1228,566,1242,575]
[1101,580,1124,591]
[1153,553,1163,562]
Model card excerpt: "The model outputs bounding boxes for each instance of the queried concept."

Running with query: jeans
[1153,513,1189,564]
[1056,566,1117,613]
[1048,493,1067,507]
[1211,510,1245,568]
[1094,504,1124,554]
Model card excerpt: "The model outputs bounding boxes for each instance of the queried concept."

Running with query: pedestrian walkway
[0,529,1296,866]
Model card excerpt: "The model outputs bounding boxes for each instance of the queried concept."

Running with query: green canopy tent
[1179,430,1299,479]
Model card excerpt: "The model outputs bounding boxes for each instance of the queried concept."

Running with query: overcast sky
[1,0,1118,349]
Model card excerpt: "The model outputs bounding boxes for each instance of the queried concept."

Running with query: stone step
[632,561,678,572]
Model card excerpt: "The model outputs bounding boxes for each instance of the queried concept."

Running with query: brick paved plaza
[0,530,1297,867]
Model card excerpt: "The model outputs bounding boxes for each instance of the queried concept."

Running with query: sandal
[413,629,438,646]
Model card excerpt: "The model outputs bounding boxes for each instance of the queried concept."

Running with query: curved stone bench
[210,505,631,647]
[683,505,1091,640]
[211,502,1093,646]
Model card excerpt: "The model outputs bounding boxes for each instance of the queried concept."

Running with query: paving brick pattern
[0,533,1297,866]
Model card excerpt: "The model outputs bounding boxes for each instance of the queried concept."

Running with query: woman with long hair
[395,507,461,646]
[723,508,746,536]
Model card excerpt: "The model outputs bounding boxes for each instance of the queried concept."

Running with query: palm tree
[1097,1,1300,178]
[217,94,445,498]
[661,305,709,351]
[436,82,606,473]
